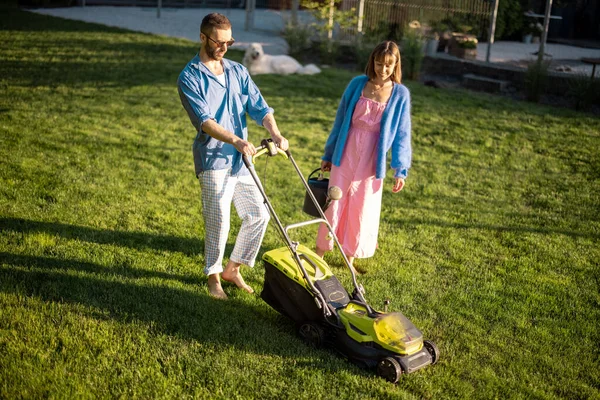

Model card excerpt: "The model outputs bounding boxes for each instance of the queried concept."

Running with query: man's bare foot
[222,263,254,294]
[208,274,227,300]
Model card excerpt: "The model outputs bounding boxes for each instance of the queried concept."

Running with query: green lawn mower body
[261,244,438,382]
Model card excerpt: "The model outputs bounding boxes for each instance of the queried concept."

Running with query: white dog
[242,43,321,76]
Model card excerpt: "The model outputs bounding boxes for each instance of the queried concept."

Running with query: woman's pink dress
[316,95,386,258]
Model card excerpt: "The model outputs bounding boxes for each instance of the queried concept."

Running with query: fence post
[245,0,255,30]
[291,0,299,25]
[327,0,335,40]
[537,0,553,65]
[357,0,365,33]
[486,0,499,63]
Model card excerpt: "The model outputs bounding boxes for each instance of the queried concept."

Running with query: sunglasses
[203,33,235,48]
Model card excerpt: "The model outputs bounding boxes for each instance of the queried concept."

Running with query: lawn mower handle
[242,139,288,167]
[242,139,368,309]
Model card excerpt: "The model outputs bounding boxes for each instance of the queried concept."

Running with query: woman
[316,40,412,272]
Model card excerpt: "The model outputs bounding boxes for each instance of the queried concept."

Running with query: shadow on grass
[1,8,195,88]
[0,218,366,378]
[0,217,203,257]
[385,192,599,240]
[386,214,599,240]
[0,252,360,377]
[0,251,200,285]
[1,6,123,33]
[2,51,190,89]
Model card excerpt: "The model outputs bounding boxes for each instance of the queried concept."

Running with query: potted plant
[424,30,439,57]
[523,21,543,43]
[427,19,449,54]
[448,34,478,60]
[429,19,451,53]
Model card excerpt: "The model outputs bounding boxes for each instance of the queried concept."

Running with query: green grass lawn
[1,5,599,399]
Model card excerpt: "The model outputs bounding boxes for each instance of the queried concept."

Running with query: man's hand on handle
[201,119,259,156]
[262,113,288,151]
[270,133,289,151]
[233,137,257,156]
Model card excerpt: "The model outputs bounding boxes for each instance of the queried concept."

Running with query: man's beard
[206,45,224,61]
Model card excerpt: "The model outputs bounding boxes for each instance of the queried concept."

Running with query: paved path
[28,6,600,75]
[29,6,294,55]
[475,41,600,75]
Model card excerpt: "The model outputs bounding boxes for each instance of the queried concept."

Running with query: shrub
[401,21,424,81]
[567,73,600,110]
[353,35,377,72]
[524,60,550,102]
[300,0,356,65]
[316,36,341,65]
[301,0,357,40]
[496,0,524,39]
[362,20,403,43]
[437,14,485,40]
[282,21,313,61]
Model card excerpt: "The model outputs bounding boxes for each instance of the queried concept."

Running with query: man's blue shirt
[178,55,274,176]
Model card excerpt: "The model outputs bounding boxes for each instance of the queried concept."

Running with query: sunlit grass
[1,4,599,399]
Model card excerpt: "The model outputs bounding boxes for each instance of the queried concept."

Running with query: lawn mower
[242,139,439,383]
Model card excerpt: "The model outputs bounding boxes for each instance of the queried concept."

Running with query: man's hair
[365,41,402,84]
[200,13,232,37]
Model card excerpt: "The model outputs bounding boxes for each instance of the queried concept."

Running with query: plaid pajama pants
[198,168,270,276]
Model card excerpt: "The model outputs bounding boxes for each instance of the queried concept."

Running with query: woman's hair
[200,13,232,37]
[365,41,402,84]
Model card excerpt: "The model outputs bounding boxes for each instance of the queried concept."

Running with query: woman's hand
[321,160,332,172]
[392,177,405,193]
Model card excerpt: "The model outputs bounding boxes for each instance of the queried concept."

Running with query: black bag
[302,168,329,217]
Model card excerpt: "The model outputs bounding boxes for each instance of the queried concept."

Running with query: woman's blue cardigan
[322,75,412,179]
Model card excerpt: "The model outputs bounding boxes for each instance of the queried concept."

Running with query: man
[178,13,288,299]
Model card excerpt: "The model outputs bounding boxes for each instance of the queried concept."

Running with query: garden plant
[1,4,599,399]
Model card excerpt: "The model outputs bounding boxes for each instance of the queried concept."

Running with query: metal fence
[339,0,492,39]
[82,0,246,7]
[82,0,274,8]
[79,0,492,38]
